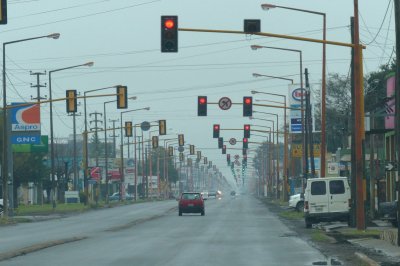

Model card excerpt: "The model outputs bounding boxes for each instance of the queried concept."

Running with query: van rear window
[329,180,345,194]
[311,181,326,195]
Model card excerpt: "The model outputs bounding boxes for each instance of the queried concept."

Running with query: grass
[338,228,381,238]
[15,203,90,215]
[279,210,304,220]
[311,230,335,242]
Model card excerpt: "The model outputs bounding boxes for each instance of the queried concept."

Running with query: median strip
[0,236,87,262]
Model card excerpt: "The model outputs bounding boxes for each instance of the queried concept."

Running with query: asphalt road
[0,196,328,266]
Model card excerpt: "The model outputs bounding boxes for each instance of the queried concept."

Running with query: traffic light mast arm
[178,28,363,48]
[2,93,118,110]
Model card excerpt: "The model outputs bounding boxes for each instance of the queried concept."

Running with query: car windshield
[182,193,200,200]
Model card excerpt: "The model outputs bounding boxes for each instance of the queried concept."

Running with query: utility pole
[68,111,82,191]
[305,68,316,176]
[393,0,400,246]
[30,71,46,102]
[89,111,102,204]
[109,119,119,158]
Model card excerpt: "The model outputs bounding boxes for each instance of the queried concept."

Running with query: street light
[250,117,279,198]
[2,33,60,217]
[83,84,120,205]
[48,61,93,209]
[261,2,327,177]
[103,97,137,203]
[252,90,289,201]
[120,107,150,200]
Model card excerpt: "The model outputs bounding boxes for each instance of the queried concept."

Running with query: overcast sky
[3,0,395,187]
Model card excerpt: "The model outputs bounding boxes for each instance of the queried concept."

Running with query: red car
[178,192,205,216]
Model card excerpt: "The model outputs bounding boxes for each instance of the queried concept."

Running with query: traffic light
[243,138,248,149]
[213,124,220,138]
[218,137,223,149]
[244,124,251,138]
[168,146,174,156]
[244,19,261,33]
[66,90,77,113]
[179,152,184,162]
[197,96,207,116]
[158,120,166,135]
[152,136,159,149]
[161,16,178,52]
[117,86,128,109]
[204,157,208,164]
[125,121,133,137]
[243,96,253,117]
[222,145,226,154]
[0,0,7,24]
[227,154,231,165]
[178,134,184,146]
[197,151,201,161]
[190,145,195,155]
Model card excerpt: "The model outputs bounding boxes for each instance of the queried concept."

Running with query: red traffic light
[244,97,252,105]
[164,19,175,29]
[244,125,250,130]
[214,125,219,130]
[243,138,248,143]
[199,97,206,104]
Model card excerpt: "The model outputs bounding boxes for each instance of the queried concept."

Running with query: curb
[354,252,380,266]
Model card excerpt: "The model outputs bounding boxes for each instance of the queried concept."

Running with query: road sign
[178,146,184,152]
[229,138,237,145]
[141,121,151,131]
[385,162,396,171]
[234,154,240,160]
[218,97,232,110]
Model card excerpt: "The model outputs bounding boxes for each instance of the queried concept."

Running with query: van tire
[305,218,312,228]
[296,201,304,212]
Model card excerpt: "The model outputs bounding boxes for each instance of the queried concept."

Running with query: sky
[2,0,396,188]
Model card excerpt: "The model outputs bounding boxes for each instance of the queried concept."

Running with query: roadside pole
[393,0,400,246]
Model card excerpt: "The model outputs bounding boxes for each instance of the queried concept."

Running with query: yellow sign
[291,144,320,157]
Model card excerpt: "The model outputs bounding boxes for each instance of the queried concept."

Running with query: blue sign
[10,102,41,132]
[11,134,41,144]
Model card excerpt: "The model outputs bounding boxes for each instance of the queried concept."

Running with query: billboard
[11,102,41,144]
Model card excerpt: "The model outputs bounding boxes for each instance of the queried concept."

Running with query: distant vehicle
[108,192,134,201]
[208,191,217,198]
[201,191,209,200]
[378,200,398,227]
[289,193,304,212]
[304,177,350,228]
[109,192,120,201]
[178,192,205,216]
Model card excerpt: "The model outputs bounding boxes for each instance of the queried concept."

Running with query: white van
[304,177,351,228]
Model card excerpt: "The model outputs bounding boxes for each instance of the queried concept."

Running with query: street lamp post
[251,118,277,197]
[49,61,93,208]
[2,33,60,217]
[261,3,327,177]
[120,108,150,200]
[103,97,137,203]
[253,110,280,198]
[83,85,121,205]
[252,91,289,201]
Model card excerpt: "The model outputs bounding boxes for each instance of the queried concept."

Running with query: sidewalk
[320,221,400,265]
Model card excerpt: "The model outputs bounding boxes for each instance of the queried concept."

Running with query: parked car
[379,200,398,227]
[178,192,205,216]
[109,192,120,201]
[289,193,304,212]
[304,177,351,228]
